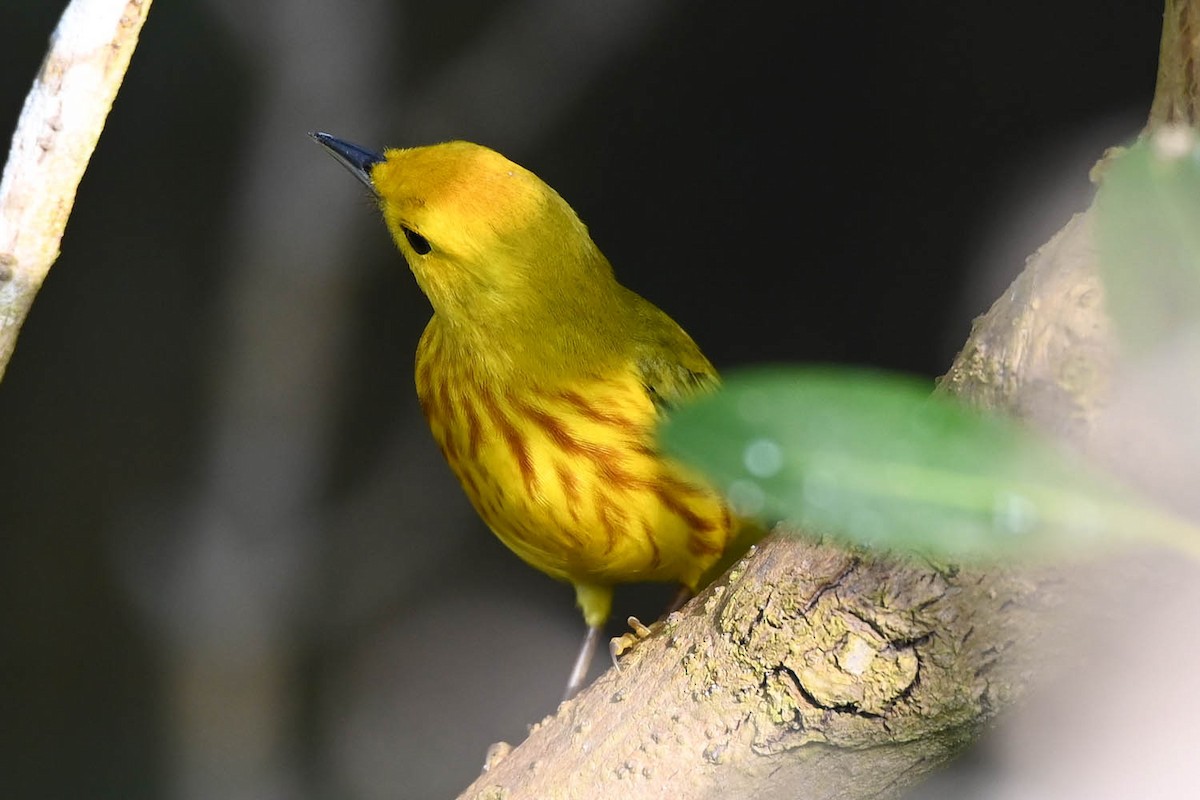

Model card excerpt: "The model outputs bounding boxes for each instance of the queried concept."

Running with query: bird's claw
[609,615,654,669]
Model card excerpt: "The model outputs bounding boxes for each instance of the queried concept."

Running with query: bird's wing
[636,349,719,413]
[626,293,720,414]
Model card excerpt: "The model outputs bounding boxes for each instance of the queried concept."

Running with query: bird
[312,132,744,700]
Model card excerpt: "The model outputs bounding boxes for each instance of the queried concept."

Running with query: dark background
[0,1,1162,798]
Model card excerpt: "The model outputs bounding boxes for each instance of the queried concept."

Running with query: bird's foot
[609,615,654,668]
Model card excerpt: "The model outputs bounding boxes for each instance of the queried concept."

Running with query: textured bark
[462,541,1056,800]
[938,211,1112,437]
[454,2,1200,798]
[1148,0,1200,130]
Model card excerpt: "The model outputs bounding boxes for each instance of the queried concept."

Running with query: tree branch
[463,541,1056,800]
[453,2,1200,798]
[0,0,153,381]
[1148,0,1200,130]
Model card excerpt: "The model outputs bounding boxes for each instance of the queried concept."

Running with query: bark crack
[803,555,862,616]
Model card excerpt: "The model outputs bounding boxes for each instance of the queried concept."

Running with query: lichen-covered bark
[460,540,1057,800]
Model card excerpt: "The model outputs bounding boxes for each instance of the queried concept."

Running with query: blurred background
[0,1,1165,798]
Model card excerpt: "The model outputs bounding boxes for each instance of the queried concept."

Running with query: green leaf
[660,366,1152,560]
[1096,129,1200,354]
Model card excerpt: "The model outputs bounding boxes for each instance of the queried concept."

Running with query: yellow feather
[314,133,752,695]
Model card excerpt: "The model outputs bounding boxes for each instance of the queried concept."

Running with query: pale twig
[0,0,154,380]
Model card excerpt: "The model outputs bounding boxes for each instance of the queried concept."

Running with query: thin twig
[0,0,154,381]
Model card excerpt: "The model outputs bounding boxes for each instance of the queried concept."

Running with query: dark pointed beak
[309,131,385,192]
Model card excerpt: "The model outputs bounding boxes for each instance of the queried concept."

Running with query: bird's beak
[309,131,385,193]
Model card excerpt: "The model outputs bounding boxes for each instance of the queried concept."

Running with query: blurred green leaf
[661,367,1146,560]
[1096,129,1200,354]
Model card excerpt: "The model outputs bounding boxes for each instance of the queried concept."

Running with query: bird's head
[312,133,613,328]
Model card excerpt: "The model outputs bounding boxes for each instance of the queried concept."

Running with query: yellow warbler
[313,132,743,698]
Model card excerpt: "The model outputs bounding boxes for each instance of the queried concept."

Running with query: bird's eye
[403,227,432,255]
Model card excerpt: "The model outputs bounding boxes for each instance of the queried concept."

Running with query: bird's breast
[414,331,732,589]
